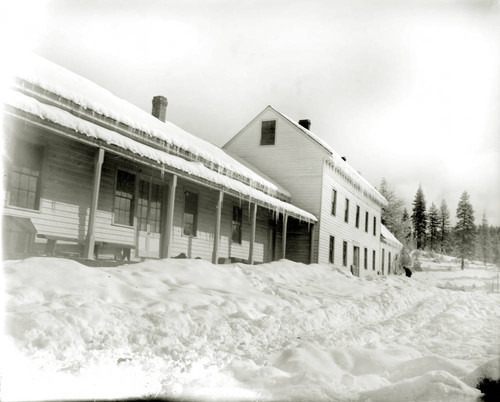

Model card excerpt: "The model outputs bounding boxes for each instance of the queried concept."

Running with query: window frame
[372,250,376,270]
[364,247,368,270]
[373,216,377,236]
[355,205,360,228]
[260,120,276,146]
[342,240,348,267]
[329,236,335,263]
[183,191,198,237]
[331,189,337,216]
[113,169,137,227]
[231,205,243,244]
[6,139,45,211]
[365,211,369,232]
[344,198,349,223]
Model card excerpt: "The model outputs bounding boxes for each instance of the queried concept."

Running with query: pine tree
[439,200,451,254]
[401,208,413,247]
[378,178,405,241]
[477,213,491,266]
[454,191,475,270]
[428,203,440,251]
[411,185,427,249]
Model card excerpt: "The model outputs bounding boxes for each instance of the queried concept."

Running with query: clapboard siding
[224,108,327,216]
[168,179,271,262]
[318,164,382,276]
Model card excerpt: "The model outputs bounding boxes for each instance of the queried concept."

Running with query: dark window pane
[260,120,276,145]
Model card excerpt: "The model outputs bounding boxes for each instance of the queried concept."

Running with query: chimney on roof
[341,156,347,161]
[298,119,311,130]
[152,96,168,122]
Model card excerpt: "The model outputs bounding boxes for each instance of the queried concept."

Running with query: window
[344,198,349,223]
[331,189,337,216]
[114,170,136,226]
[388,251,392,274]
[260,120,276,145]
[329,236,335,263]
[7,140,43,210]
[364,247,368,269]
[373,216,377,236]
[342,241,348,266]
[183,191,198,236]
[355,205,360,228]
[382,248,385,273]
[232,206,243,244]
[365,211,369,232]
[137,180,162,233]
[372,250,376,270]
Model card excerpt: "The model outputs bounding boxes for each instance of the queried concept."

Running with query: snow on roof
[269,106,387,206]
[5,89,316,222]
[381,224,403,248]
[10,53,286,196]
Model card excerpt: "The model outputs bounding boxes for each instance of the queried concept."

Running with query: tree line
[378,179,500,269]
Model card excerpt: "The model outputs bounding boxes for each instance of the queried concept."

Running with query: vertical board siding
[319,164,383,276]
[224,109,326,216]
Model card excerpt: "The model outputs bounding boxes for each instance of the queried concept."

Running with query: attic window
[260,120,276,145]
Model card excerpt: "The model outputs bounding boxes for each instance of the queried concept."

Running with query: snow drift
[2,257,499,401]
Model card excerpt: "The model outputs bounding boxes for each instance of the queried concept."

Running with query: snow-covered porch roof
[381,224,403,249]
[4,91,317,223]
[9,53,291,200]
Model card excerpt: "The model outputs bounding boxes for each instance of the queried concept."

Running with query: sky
[3,0,500,225]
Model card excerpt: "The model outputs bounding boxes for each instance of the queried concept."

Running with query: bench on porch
[94,241,136,262]
[36,234,83,256]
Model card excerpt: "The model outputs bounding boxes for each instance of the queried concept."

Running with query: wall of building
[224,108,327,217]
[318,161,383,276]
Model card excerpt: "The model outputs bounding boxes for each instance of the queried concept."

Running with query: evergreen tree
[427,203,440,251]
[378,178,405,241]
[477,213,492,265]
[411,185,427,249]
[401,208,413,247]
[491,226,500,267]
[439,200,451,254]
[454,191,475,270]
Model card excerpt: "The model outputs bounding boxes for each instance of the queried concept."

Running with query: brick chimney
[298,119,311,130]
[152,96,168,122]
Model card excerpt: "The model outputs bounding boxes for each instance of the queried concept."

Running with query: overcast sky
[5,0,500,225]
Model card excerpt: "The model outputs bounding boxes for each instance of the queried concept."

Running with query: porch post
[212,190,224,264]
[162,174,177,258]
[309,223,315,264]
[84,148,104,259]
[248,203,257,264]
[282,213,288,260]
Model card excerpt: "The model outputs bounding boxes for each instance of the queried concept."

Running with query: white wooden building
[224,106,402,275]
[2,54,316,263]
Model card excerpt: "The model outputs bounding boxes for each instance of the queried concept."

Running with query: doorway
[136,179,163,258]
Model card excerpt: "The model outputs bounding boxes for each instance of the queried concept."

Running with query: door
[353,246,360,269]
[137,179,163,258]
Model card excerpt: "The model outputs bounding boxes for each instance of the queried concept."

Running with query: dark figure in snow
[404,267,412,278]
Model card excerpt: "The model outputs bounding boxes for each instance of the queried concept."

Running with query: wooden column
[84,148,104,259]
[281,214,288,260]
[309,223,315,264]
[162,174,177,258]
[248,203,257,265]
[212,190,224,264]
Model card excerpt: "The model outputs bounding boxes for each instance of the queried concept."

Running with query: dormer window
[260,120,276,145]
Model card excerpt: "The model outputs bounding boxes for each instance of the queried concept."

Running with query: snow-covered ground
[1,255,499,401]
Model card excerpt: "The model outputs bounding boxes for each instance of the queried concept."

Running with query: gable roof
[225,105,387,207]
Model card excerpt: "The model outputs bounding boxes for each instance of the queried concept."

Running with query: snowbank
[2,257,499,401]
